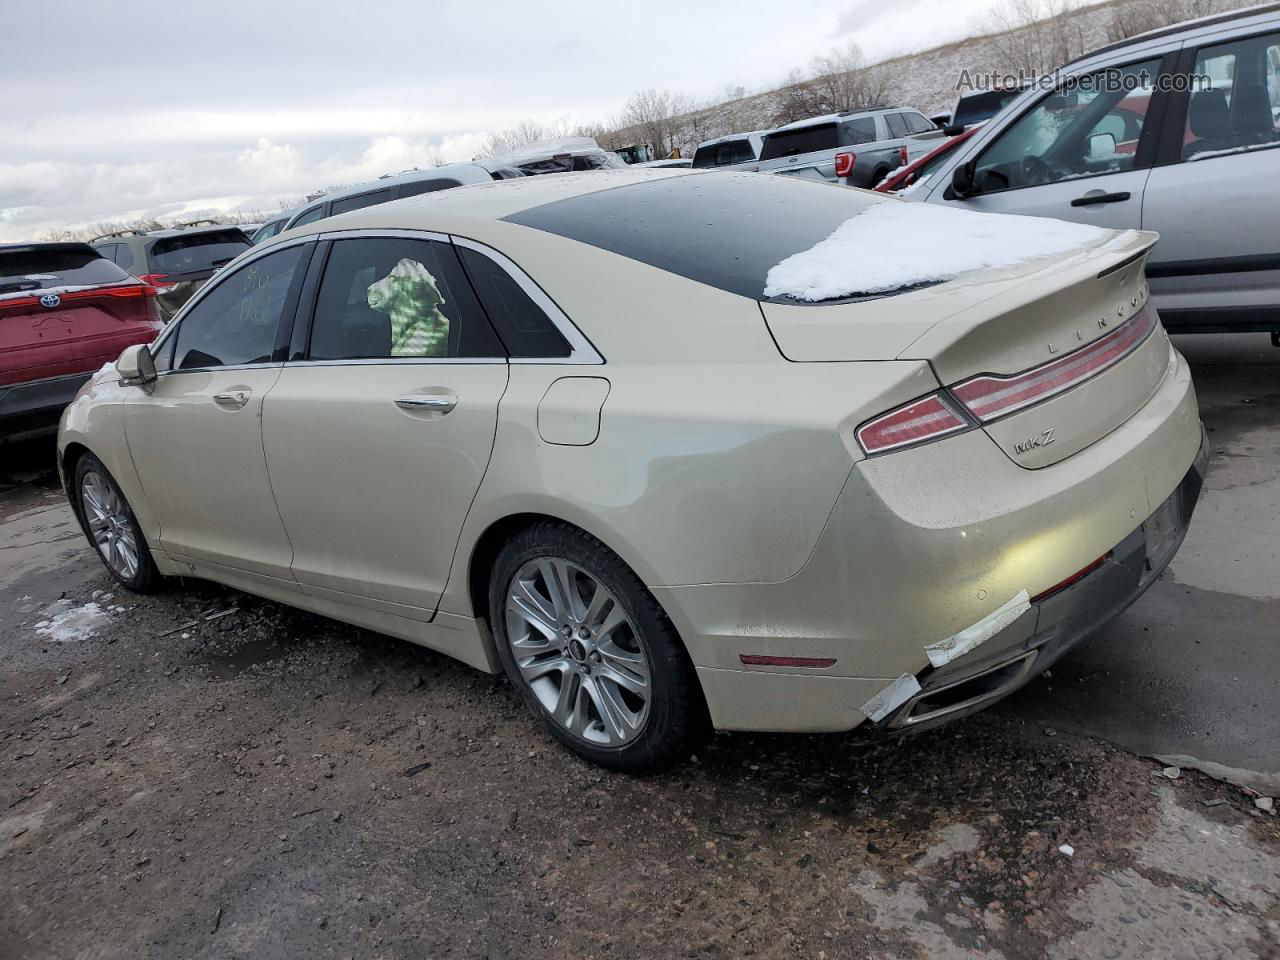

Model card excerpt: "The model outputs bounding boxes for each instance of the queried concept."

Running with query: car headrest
[1231,84,1276,140]
[1189,89,1231,139]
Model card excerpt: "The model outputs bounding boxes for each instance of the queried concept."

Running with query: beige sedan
[58,170,1207,772]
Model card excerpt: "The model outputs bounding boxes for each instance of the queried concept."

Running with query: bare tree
[620,88,696,157]
[475,118,551,159]
[773,42,889,124]
[975,0,1088,77]
[1105,0,1231,41]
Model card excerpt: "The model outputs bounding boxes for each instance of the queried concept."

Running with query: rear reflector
[899,145,908,165]
[855,392,970,455]
[739,655,837,668]
[1030,554,1109,603]
[834,151,855,178]
[951,303,1158,423]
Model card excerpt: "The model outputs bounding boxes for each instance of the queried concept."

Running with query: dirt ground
[3,337,1279,959]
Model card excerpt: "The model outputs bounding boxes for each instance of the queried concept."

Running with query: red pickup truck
[1,243,163,440]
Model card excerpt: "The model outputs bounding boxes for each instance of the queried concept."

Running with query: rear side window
[307,237,503,360]
[0,245,130,294]
[148,230,250,277]
[1182,31,1280,161]
[171,244,307,370]
[885,113,909,138]
[398,178,461,199]
[458,247,571,358]
[841,118,877,144]
[691,139,757,168]
[760,123,838,160]
[113,242,136,271]
[291,205,328,228]
[330,189,393,215]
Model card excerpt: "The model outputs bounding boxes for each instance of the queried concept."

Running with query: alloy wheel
[504,556,651,746]
[80,471,139,581]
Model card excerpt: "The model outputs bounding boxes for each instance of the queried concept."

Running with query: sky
[1,0,1013,241]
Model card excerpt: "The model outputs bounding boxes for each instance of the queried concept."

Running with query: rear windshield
[953,89,1023,127]
[148,229,250,276]
[0,245,129,294]
[760,123,838,160]
[517,152,627,176]
[691,139,757,168]
[503,174,880,301]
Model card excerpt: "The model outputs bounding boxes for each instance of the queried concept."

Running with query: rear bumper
[660,342,1205,733]
[0,371,93,438]
[874,427,1207,733]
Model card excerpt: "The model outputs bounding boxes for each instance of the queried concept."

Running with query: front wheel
[489,522,704,772]
[74,453,161,592]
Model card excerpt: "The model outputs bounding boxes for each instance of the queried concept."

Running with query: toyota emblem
[39,293,61,308]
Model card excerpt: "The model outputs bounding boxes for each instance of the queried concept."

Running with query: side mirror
[950,159,979,199]
[1087,132,1118,161]
[116,344,156,385]
[943,123,965,137]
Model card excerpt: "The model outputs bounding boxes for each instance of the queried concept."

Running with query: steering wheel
[1020,154,1055,185]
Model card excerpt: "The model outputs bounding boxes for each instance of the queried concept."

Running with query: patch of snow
[762,200,1116,302]
[33,600,112,643]
[1186,141,1280,162]
[1059,843,1075,857]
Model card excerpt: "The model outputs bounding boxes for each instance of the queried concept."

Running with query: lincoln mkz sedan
[58,170,1207,772]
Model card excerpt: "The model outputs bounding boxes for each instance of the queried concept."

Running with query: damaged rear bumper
[872,426,1208,733]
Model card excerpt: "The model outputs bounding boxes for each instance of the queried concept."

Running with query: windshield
[0,245,130,294]
[148,229,250,276]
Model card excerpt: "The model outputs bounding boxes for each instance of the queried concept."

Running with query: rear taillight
[855,392,970,455]
[137,273,174,292]
[834,151,856,178]
[951,303,1158,423]
[899,145,908,165]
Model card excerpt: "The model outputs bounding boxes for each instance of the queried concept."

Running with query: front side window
[885,113,910,138]
[971,58,1160,193]
[1183,31,1280,161]
[904,112,936,134]
[307,237,502,360]
[170,244,306,370]
[252,219,285,243]
[458,247,571,358]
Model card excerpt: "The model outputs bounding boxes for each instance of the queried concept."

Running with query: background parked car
[637,157,693,168]
[944,84,1032,134]
[756,106,944,187]
[690,131,768,171]
[1,243,162,439]
[91,224,251,321]
[914,3,1280,340]
[489,137,628,175]
[276,162,524,235]
[875,127,979,194]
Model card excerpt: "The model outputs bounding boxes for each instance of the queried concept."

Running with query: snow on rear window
[762,201,1114,302]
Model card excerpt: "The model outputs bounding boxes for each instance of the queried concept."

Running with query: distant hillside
[600,0,1254,157]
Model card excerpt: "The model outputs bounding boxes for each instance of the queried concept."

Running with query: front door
[942,56,1167,232]
[262,234,510,615]
[125,242,311,580]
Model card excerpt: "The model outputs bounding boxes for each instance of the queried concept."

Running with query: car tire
[73,453,162,593]
[869,166,890,188]
[489,521,704,773]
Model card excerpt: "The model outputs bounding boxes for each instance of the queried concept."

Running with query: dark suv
[92,224,251,320]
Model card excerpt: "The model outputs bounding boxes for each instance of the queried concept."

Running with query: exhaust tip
[888,649,1039,730]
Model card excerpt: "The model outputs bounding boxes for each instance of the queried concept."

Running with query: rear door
[125,240,311,579]
[262,232,509,617]
[938,55,1173,231]
[1140,26,1280,331]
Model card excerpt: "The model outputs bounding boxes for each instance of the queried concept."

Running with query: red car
[875,126,980,194]
[1,243,164,440]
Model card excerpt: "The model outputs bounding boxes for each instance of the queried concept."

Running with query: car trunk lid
[761,229,1166,467]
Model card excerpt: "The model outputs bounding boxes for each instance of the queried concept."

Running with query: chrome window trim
[315,227,451,244]
[450,234,604,365]
[148,235,318,371]
[287,357,507,368]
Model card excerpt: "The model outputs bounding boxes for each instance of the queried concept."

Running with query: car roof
[1069,0,1280,63]
[768,107,904,133]
[296,162,499,210]
[271,168,694,242]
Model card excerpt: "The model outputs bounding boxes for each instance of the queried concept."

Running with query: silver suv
[915,2,1280,340]
[756,107,944,187]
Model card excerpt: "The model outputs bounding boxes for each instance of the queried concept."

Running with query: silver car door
[1141,26,1280,332]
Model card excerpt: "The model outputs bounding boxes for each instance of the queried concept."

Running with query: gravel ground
[3,546,1278,958]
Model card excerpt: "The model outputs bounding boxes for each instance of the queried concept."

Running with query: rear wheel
[74,453,161,592]
[489,522,702,772]
[869,166,891,188]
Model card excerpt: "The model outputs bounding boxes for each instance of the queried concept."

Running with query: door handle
[395,393,457,414]
[213,390,250,408]
[1071,191,1131,207]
